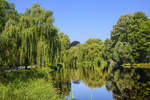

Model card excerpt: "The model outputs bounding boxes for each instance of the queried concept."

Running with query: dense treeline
[0,0,150,71]
[65,11,150,67]
[0,0,105,70]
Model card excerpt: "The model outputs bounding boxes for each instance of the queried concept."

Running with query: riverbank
[0,67,59,100]
[122,63,150,68]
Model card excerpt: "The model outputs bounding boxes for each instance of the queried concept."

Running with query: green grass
[0,67,59,100]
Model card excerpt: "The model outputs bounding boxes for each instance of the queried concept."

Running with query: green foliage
[0,36,18,68]
[58,32,70,63]
[111,12,148,46]
[25,3,53,23]
[1,1,149,69]
[103,39,113,60]
[82,39,104,66]
[0,3,60,69]
[64,38,106,68]
[132,19,150,62]
[112,42,133,65]
[107,11,150,65]
[0,0,17,33]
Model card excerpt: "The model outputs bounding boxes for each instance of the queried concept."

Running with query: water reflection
[107,68,150,100]
[50,66,150,100]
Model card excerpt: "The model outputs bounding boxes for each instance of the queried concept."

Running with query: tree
[112,41,133,65]
[111,14,134,46]
[58,32,70,63]
[132,19,150,62]
[0,36,18,69]
[1,3,61,69]
[83,38,104,66]
[65,38,105,68]
[110,11,149,63]
[0,0,17,33]
[70,41,80,47]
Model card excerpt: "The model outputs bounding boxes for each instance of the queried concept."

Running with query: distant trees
[70,41,80,47]
[82,39,104,66]
[65,38,105,68]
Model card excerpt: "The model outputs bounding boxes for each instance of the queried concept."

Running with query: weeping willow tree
[1,4,61,69]
[58,32,70,63]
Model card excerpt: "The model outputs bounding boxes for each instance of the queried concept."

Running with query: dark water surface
[50,67,150,100]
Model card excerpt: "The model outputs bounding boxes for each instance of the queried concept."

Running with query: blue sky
[8,0,150,43]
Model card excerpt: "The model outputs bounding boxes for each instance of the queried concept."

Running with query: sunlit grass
[0,67,59,100]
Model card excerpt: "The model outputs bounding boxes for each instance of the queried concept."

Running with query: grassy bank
[0,67,59,100]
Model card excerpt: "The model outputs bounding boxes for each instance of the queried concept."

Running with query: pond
[50,67,150,100]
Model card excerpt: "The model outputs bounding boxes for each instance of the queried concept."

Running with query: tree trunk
[25,65,28,69]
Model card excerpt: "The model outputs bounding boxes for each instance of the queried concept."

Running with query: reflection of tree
[68,66,107,89]
[106,68,150,100]
[50,66,108,99]
[79,67,105,89]
[50,69,71,99]
[50,65,150,100]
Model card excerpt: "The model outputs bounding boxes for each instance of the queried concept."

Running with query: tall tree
[110,11,149,63]
[1,3,61,69]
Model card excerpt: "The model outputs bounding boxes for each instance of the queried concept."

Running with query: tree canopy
[0,0,150,70]
[105,11,150,65]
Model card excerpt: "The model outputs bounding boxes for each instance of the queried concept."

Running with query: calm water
[50,67,150,100]
[65,81,113,100]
